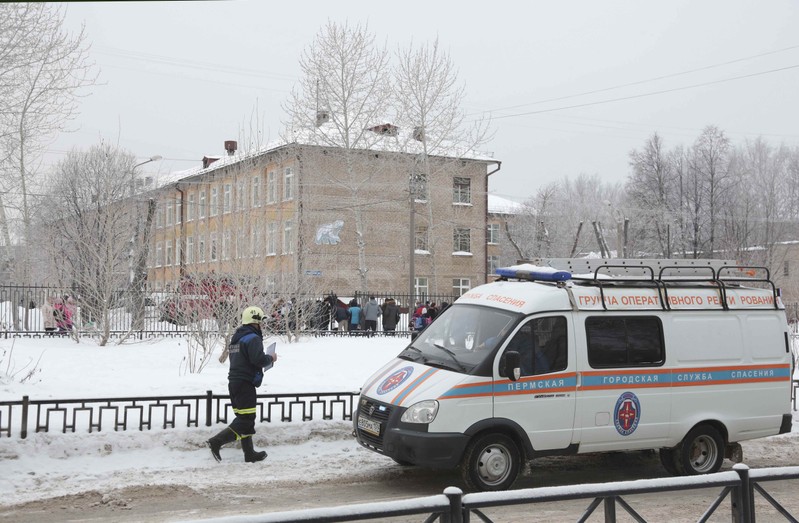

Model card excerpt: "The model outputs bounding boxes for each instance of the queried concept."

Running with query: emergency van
[353,259,793,491]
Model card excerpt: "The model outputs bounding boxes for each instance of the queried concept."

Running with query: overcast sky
[52,0,799,202]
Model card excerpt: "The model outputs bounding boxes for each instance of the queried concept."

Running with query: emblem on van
[614,391,641,436]
[377,366,414,395]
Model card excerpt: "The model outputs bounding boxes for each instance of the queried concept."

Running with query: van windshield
[400,304,521,375]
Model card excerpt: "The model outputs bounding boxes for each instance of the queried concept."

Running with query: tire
[391,458,414,467]
[461,433,521,491]
[676,424,725,475]
[659,447,682,476]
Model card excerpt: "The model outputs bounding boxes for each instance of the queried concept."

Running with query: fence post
[603,497,617,523]
[205,390,213,427]
[442,487,463,523]
[20,396,29,439]
[732,463,753,523]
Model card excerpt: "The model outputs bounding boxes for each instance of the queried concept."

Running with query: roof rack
[522,258,778,311]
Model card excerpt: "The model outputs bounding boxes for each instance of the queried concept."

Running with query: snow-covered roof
[156,123,498,189]
[488,193,524,215]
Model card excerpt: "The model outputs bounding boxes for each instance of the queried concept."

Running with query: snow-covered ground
[0,334,409,507]
[2,331,798,518]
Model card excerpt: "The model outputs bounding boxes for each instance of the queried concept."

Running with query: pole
[409,174,415,305]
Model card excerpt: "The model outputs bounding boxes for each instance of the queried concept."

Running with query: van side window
[507,316,567,376]
[586,316,664,368]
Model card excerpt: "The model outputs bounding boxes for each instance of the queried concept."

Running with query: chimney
[224,140,238,156]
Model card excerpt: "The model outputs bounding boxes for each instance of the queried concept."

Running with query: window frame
[453,176,472,205]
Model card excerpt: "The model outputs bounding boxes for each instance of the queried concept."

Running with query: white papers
[263,342,276,371]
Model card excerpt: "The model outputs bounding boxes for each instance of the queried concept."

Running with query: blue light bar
[495,267,572,282]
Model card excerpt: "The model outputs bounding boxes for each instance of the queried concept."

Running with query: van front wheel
[461,433,521,491]
[677,424,725,475]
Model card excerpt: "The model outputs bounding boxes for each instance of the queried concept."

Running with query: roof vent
[224,141,237,155]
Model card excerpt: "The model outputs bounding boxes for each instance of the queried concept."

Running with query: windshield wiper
[401,345,427,363]
[432,343,467,372]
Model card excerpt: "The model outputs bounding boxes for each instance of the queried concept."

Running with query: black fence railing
[193,465,799,523]
[0,391,358,439]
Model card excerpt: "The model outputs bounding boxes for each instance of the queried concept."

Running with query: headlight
[400,400,439,424]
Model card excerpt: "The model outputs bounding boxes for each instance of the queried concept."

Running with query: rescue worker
[208,305,277,463]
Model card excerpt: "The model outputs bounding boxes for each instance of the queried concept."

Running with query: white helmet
[241,306,265,325]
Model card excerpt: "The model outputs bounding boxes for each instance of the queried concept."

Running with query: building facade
[147,141,500,299]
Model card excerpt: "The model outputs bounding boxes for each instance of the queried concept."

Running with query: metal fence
[0,390,357,439]
[0,285,456,337]
[189,464,799,523]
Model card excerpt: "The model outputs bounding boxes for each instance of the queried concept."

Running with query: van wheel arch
[464,418,534,460]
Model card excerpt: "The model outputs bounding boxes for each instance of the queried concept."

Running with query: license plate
[358,416,380,436]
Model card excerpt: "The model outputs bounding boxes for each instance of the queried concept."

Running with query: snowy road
[2,423,799,522]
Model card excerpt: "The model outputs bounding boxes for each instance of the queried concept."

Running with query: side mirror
[499,351,521,381]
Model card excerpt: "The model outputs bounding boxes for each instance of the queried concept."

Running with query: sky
[46,1,799,203]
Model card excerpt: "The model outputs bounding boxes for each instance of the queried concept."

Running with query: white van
[353,259,793,491]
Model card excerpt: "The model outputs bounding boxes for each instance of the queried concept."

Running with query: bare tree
[691,126,732,257]
[0,3,96,286]
[393,38,492,292]
[36,143,138,345]
[282,21,391,290]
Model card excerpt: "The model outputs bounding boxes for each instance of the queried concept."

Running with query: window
[415,226,429,251]
[453,227,471,253]
[487,223,500,244]
[237,181,246,211]
[266,222,277,255]
[210,232,218,261]
[414,277,429,299]
[586,316,664,368]
[411,173,427,201]
[166,202,173,226]
[267,171,276,203]
[165,240,173,266]
[199,191,206,219]
[223,183,232,214]
[283,167,294,200]
[155,242,163,267]
[156,206,164,228]
[453,278,470,296]
[174,239,181,267]
[175,199,182,224]
[283,219,293,254]
[488,255,501,275]
[251,227,261,258]
[453,177,471,204]
[222,231,231,260]
[236,227,246,259]
[198,235,206,262]
[210,187,218,217]
[507,317,568,376]
[186,236,194,264]
[187,193,195,221]
[252,175,262,208]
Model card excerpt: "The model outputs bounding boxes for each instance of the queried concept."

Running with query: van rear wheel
[461,433,521,491]
[677,424,725,475]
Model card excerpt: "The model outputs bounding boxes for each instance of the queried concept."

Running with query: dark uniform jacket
[228,324,273,387]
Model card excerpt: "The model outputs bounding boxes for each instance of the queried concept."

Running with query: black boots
[207,428,237,462]
[241,436,267,463]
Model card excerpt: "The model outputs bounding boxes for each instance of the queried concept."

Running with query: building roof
[488,193,524,215]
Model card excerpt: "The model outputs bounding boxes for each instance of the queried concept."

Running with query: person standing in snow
[381,297,400,336]
[362,296,380,336]
[208,306,277,463]
[347,299,363,335]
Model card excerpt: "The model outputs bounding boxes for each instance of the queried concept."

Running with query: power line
[487,64,799,121]
[474,43,799,116]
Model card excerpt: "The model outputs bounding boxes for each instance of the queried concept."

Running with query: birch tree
[627,133,674,256]
[691,126,731,257]
[393,38,491,291]
[282,21,391,290]
[0,3,96,286]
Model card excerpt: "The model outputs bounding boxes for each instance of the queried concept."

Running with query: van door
[493,315,577,451]
[575,314,672,452]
